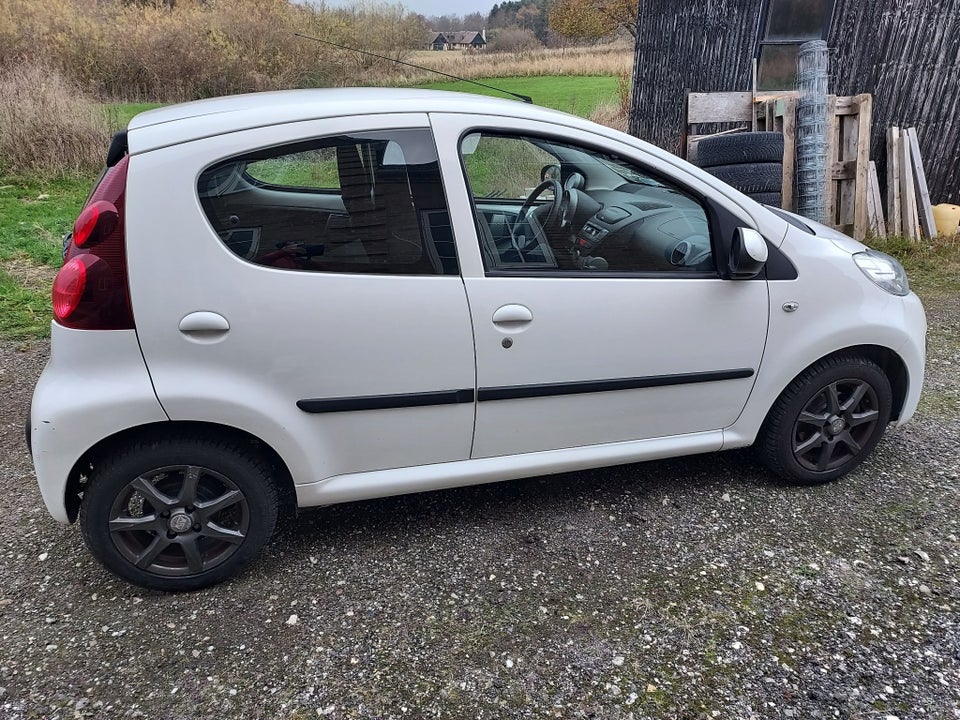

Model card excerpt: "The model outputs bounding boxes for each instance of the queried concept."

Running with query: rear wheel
[757,356,892,484]
[80,436,278,591]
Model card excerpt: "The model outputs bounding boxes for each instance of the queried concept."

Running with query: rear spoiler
[106,130,128,167]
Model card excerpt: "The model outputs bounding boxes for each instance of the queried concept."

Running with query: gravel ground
[0,294,957,720]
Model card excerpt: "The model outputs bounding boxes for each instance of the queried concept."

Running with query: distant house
[425,30,486,51]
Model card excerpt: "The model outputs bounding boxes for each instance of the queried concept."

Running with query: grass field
[416,76,620,117]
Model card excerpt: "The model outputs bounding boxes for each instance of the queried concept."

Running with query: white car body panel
[29,89,927,526]
[296,430,724,507]
[30,327,168,522]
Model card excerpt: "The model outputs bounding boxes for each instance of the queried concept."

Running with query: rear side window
[198,129,458,275]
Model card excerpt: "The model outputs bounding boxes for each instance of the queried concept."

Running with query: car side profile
[29,89,926,591]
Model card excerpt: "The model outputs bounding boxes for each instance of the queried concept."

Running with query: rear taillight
[53,155,134,330]
[72,200,118,248]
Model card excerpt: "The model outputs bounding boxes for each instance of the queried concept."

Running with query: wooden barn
[628,0,960,204]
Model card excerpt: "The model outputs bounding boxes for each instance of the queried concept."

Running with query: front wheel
[757,356,893,484]
[80,436,279,591]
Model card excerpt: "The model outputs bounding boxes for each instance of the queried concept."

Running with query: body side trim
[297,389,475,413]
[477,369,755,402]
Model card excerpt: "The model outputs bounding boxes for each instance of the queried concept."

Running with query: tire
[697,132,784,167]
[756,356,893,484]
[748,192,783,207]
[704,163,783,194]
[80,435,279,592]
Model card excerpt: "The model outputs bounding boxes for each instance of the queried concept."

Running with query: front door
[431,115,769,458]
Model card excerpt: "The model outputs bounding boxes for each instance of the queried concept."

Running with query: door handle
[492,304,533,330]
[179,311,230,334]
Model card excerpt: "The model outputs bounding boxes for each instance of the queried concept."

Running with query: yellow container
[932,203,960,236]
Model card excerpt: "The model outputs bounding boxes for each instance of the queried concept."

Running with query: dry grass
[375,44,634,86]
[0,63,111,177]
[0,1,631,101]
[0,0,420,101]
[589,70,631,131]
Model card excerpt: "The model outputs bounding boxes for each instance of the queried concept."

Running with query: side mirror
[728,227,768,279]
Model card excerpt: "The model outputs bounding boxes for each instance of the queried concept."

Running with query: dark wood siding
[629,0,960,204]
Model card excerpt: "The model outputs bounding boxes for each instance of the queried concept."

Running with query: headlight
[853,250,910,296]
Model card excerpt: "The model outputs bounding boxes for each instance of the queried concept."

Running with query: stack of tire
[695,131,785,208]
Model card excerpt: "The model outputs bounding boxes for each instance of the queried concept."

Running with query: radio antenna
[294,32,534,104]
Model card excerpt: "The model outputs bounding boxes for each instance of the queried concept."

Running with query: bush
[0,62,111,177]
[487,27,543,53]
[0,0,428,102]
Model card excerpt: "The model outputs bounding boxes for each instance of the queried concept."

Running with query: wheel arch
[63,421,297,524]
[763,344,909,427]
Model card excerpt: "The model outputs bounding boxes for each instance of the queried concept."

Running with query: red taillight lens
[73,200,118,248]
[57,154,133,330]
[52,256,89,321]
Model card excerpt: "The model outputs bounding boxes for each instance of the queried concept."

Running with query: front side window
[198,128,457,275]
[460,132,714,275]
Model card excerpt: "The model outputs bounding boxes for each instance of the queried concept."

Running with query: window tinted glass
[246,147,339,190]
[765,0,832,39]
[198,129,457,275]
[460,132,714,275]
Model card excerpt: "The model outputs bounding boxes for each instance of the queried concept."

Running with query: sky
[319,0,494,17]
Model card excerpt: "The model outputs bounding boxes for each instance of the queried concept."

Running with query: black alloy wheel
[757,356,893,484]
[81,436,279,591]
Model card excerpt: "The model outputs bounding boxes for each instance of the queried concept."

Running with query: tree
[548,0,638,41]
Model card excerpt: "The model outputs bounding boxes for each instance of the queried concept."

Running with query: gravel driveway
[0,294,957,720]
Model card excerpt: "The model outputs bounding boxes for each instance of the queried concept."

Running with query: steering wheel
[516,179,562,230]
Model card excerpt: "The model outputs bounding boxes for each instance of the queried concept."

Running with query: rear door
[126,114,476,484]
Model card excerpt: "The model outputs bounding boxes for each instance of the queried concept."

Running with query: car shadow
[269,447,770,553]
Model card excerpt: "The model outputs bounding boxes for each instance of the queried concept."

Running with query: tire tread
[80,432,279,591]
[756,355,892,484]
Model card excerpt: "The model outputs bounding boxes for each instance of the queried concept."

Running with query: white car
[29,89,926,591]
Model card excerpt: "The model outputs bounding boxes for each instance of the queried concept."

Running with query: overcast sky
[320,0,493,17]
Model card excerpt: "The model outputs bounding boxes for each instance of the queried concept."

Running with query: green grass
[103,102,164,131]
[0,177,89,267]
[0,270,50,340]
[416,76,619,118]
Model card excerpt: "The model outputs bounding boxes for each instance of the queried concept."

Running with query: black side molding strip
[298,389,475,414]
[477,369,755,402]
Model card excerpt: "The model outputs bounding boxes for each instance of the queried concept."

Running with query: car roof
[126,87,599,154]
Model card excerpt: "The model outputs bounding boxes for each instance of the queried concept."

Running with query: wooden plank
[832,160,857,180]
[906,127,936,238]
[899,129,919,240]
[868,161,887,236]
[838,113,858,234]
[687,92,754,124]
[834,96,859,115]
[825,95,839,228]
[853,94,872,241]
[780,97,797,212]
[887,127,902,235]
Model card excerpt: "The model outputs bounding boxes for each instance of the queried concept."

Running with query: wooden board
[780,97,797,212]
[824,95,839,230]
[886,127,902,236]
[867,161,887,236]
[899,129,920,240]
[687,92,754,124]
[854,95,872,241]
[906,127,936,238]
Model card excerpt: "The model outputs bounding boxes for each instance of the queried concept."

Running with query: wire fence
[795,40,830,224]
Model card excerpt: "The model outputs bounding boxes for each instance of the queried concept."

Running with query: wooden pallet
[685,91,876,240]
